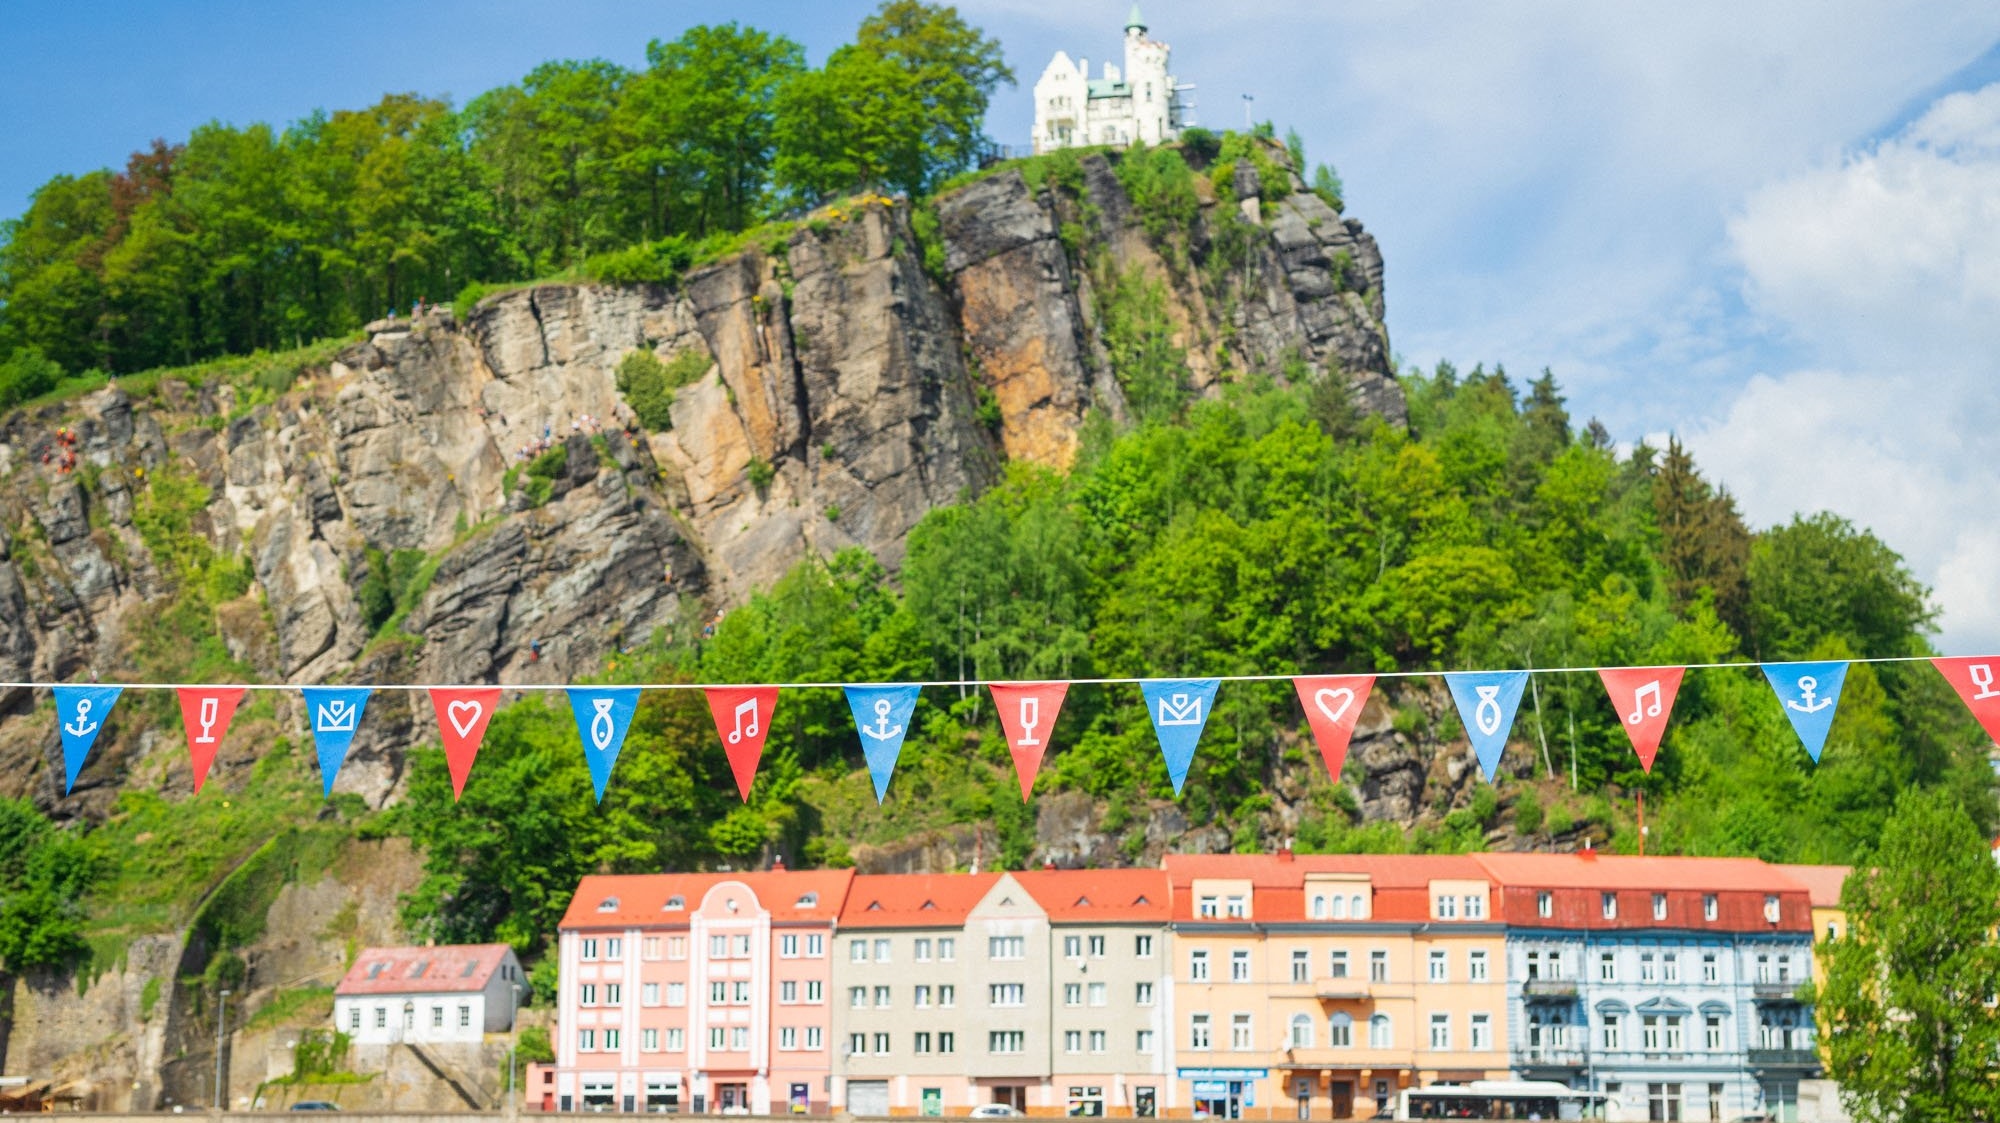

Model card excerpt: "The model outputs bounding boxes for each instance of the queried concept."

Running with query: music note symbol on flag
[1596,667,1685,773]
[706,686,780,802]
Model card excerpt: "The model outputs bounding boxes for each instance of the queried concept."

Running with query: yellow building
[1164,854,1510,1120]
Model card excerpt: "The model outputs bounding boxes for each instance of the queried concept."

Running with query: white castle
[1031,4,1193,154]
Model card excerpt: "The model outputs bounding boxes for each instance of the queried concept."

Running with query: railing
[1748,1047,1819,1068]
[1753,981,1803,1000]
[1519,1048,1587,1067]
[1523,979,1580,998]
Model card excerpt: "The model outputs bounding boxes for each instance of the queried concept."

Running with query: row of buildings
[522,852,1845,1121]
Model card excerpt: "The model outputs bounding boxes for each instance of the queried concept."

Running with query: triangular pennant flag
[429,687,501,800]
[567,687,641,802]
[1141,678,1220,795]
[176,686,245,794]
[53,684,122,794]
[1292,675,1376,784]
[989,682,1070,800]
[1761,661,1848,763]
[302,686,372,797]
[1597,666,1686,773]
[705,686,781,801]
[1444,671,1528,782]
[1929,657,2000,746]
[844,685,920,803]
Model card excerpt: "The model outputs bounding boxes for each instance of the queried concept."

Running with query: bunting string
[12,652,2000,806]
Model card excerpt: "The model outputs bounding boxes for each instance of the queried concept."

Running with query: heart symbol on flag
[1314,688,1356,724]
[447,700,483,738]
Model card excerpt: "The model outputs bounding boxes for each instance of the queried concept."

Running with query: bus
[1397,1080,1608,1121]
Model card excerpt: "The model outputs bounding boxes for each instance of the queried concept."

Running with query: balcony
[1748,1048,1819,1069]
[1518,1049,1586,1068]
[1313,979,1371,1001]
[1522,979,1579,999]
[1753,982,1804,1001]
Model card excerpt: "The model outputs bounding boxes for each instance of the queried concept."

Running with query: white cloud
[1689,84,2000,651]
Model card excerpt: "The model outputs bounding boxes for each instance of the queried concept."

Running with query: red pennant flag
[990,682,1069,800]
[706,686,780,801]
[429,688,501,799]
[1292,675,1376,783]
[1597,666,1686,772]
[176,687,245,793]
[1930,657,2000,745]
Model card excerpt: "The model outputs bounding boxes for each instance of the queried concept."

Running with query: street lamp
[507,982,525,1118]
[213,989,232,1113]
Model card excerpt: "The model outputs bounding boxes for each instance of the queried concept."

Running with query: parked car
[289,1103,340,1112]
[970,1106,1021,1118]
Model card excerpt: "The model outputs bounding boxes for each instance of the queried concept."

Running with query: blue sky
[6,1,2000,649]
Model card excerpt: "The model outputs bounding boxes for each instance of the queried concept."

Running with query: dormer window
[1764,895,1781,923]
[664,895,685,911]
[796,892,818,908]
[598,897,620,913]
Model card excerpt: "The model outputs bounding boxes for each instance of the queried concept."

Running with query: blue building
[1473,852,1819,1122]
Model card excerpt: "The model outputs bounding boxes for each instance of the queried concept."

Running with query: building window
[915,985,933,1008]
[1428,950,1448,982]
[349,1007,361,1031]
[1653,893,1668,921]
[1599,952,1617,982]
[806,1027,823,1050]
[871,985,889,1008]
[577,1029,595,1051]
[710,981,728,1004]
[667,1028,684,1051]
[1136,981,1155,1005]
[1065,1030,1083,1055]
[1199,896,1220,918]
[580,984,597,1006]
[1602,1015,1622,1051]
[605,937,623,958]
[1704,894,1718,921]
[1291,949,1310,982]
[780,934,799,958]
[873,938,891,963]
[1370,950,1389,982]
[938,937,955,961]
[667,982,685,1007]
[1664,954,1680,983]
[1089,982,1107,1006]
[1368,1014,1392,1049]
[915,938,932,962]
[848,1033,866,1057]
[1231,949,1251,982]
[870,1032,887,1054]
[1328,1012,1352,1048]
[712,935,729,958]
[1330,950,1349,978]
[1226,895,1248,918]
[780,1027,797,1050]
[432,1006,445,1028]
[1641,953,1657,983]
[1231,1013,1254,1050]
[807,934,825,957]
[937,1031,953,1053]
[939,984,954,1007]
[1435,894,1458,920]
[779,981,796,1004]
[914,1032,931,1054]
[989,1031,1024,1054]
[643,1028,659,1052]
[458,1005,471,1028]
[1643,1015,1662,1052]
[1090,935,1106,957]
[1647,1084,1683,1123]
[1756,954,1772,983]
[1138,1029,1156,1053]
[1429,1013,1451,1050]
[1065,983,1083,1007]
[1471,1013,1492,1051]
[1311,895,1328,919]
[1602,892,1618,919]
[581,938,599,961]
[991,983,1025,1007]
[1331,895,1348,919]
[850,986,867,1009]
[1465,894,1485,919]
[1704,1016,1724,1051]
[605,984,621,1005]
[643,937,661,960]
[668,936,687,960]
[1135,934,1154,957]
[1290,1014,1313,1048]
[850,941,869,963]
[1702,953,1718,984]
[1538,891,1553,918]
[1066,935,1084,958]
[1469,949,1489,982]
[643,982,661,1006]
[1190,1014,1211,1049]
[1764,895,1781,923]
[604,1029,622,1050]
[1191,949,1210,981]
[1352,894,1368,919]
[989,936,1024,960]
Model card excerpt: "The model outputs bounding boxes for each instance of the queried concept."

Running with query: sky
[5,1,2000,649]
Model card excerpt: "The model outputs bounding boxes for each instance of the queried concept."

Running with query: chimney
[1580,840,1597,861]
[1277,843,1294,862]
[1043,860,1057,871]
[771,854,787,871]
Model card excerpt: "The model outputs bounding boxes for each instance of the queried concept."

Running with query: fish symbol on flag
[1444,671,1527,782]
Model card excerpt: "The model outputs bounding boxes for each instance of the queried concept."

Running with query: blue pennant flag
[845,685,921,803]
[1141,679,1220,795]
[1761,661,1848,762]
[302,686,372,797]
[567,687,642,802]
[1445,671,1528,782]
[53,684,122,794]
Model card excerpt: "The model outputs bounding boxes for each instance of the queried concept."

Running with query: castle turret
[1033,8,1186,154]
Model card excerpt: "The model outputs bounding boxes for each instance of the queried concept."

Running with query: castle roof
[1126,3,1146,32]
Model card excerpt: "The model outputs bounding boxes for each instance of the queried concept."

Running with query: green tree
[1749,512,1933,659]
[1815,789,2000,1123]
[0,798,97,973]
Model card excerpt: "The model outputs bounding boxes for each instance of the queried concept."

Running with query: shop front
[1179,1068,1267,1120]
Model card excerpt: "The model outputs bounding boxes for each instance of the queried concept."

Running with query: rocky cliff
[0,144,1408,1107]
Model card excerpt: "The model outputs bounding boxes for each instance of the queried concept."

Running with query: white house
[1032,4,1191,154]
[333,944,526,1045]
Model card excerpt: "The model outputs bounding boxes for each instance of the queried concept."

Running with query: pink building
[550,868,855,1114]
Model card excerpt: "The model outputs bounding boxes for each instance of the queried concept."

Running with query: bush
[616,348,712,432]
[1514,789,1544,835]
[1114,143,1200,243]
[0,346,64,409]
[587,236,694,286]
[746,457,775,493]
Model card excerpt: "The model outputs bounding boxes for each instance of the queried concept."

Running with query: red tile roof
[336,944,512,996]
[1470,851,1806,892]
[1777,864,1850,908]
[840,874,1001,928]
[1015,869,1171,921]
[561,870,854,930]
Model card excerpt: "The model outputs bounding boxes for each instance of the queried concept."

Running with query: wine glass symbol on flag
[989,683,1070,800]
